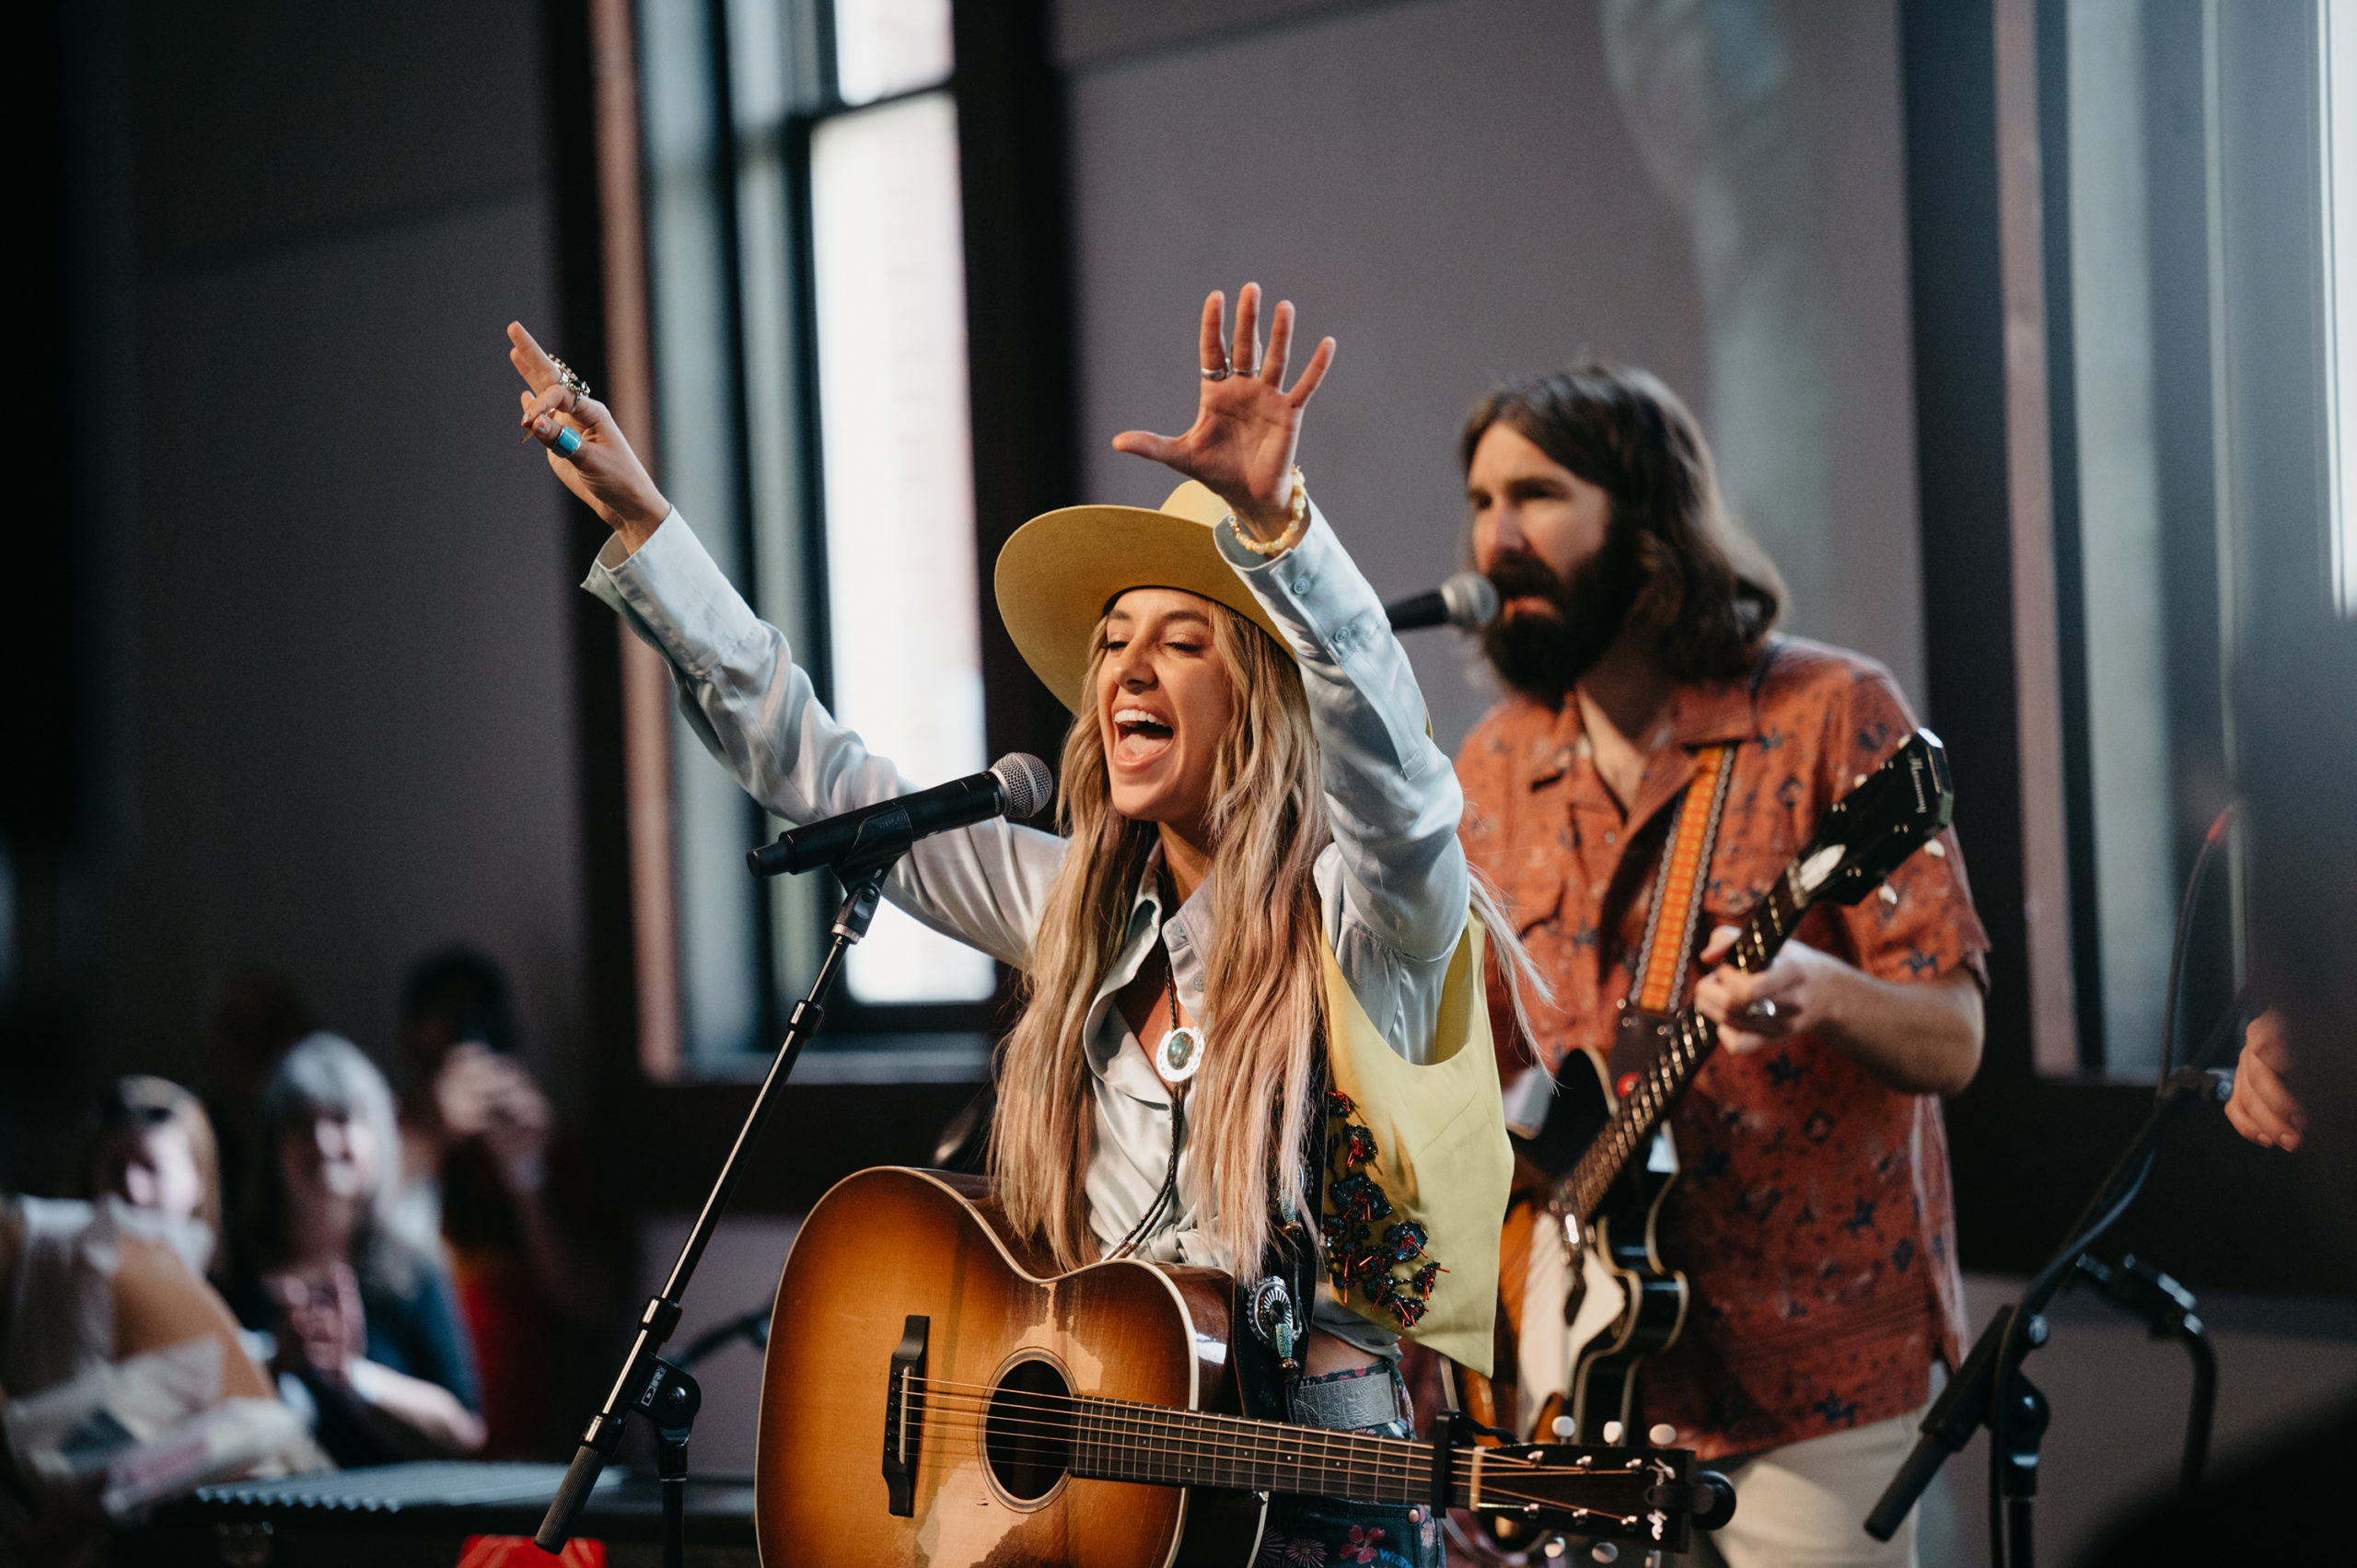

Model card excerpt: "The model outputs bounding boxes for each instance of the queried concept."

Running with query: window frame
[1906,0,2333,1292]
[586,0,1074,1086]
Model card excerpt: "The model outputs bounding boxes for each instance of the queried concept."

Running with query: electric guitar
[755,1166,1730,1567]
[1486,728,1956,1463]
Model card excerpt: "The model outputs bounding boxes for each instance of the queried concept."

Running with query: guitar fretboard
[1560,866,1807,1220]
[1064,1390,1436,1502]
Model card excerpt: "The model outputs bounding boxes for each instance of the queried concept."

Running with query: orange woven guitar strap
[1622,741,1737,1026]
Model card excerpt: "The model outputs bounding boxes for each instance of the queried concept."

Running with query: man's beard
[1480,532,1643,703]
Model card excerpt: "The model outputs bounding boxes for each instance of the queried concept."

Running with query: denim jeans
[1255,1362,1443,1568]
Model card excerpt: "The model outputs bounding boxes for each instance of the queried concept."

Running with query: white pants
[1677,1406,1927,1568]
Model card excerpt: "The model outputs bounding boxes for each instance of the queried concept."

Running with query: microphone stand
[534,852,900,1559]
[1861,1063,2235,1567]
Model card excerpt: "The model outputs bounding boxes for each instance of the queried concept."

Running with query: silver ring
[1202,363,1232,381]
[551,355,592,404]
[1744,998,1781,1023]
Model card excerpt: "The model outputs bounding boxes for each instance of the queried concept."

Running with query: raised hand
[508,321,670,552]
[1111,284,1335,540]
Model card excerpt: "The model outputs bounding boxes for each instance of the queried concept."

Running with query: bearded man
[1453,366,1989,1568]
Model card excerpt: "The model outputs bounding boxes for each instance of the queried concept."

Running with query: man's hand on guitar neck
[1692,924,1985,1097]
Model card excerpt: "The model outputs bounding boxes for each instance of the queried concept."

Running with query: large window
[2017,0,2338,1076]
[636,0,995,1071]
[2323,0,2357,612]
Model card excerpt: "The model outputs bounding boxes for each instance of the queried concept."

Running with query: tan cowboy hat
[994,480,1290,714]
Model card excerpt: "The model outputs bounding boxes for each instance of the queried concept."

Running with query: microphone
[747,753,1053,878]
[1384,572,1499,633]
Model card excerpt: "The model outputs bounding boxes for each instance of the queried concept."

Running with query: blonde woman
[512,285,1516,1565]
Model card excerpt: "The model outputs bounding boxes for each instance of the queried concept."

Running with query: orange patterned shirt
[1457,637,1984,1458]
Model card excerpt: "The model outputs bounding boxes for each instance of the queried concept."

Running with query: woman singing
[510,286,1521,1566]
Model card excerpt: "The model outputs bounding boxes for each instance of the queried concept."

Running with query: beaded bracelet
[1228,466,1309,558]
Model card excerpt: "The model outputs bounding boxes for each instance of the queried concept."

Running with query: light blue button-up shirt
[586,503,1469,1352]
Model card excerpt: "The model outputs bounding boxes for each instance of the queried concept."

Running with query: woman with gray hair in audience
[228,1032,485,1463]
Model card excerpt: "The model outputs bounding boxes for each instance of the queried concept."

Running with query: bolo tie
[1109,961,1204,1259]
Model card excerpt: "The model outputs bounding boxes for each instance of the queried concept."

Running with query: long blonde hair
[993,600,1329,1274]
[991,598,1549,1276]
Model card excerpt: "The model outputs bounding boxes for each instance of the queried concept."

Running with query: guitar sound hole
[983,1357,1073,1503]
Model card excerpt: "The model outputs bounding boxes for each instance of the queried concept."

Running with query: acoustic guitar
[1481,729,1956,1468]
[755,1166,1725,1567]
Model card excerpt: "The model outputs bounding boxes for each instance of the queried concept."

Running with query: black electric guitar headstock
[1779,727,1956,912]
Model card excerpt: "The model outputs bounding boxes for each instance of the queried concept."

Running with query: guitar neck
[1560,867,1809,1220]
[1062,1393,1655,1531]
[1066,1395,1440,1505]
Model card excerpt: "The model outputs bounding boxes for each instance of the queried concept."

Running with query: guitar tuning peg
[1648,1423,1678,1446]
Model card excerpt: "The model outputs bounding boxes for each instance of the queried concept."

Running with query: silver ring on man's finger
[1744,998,1781,1023]
[1202,362,1231,381]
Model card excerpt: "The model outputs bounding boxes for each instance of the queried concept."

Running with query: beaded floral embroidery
[1318,1090,1444,1330]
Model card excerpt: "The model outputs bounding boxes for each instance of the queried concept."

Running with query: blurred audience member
[80,1076,222,1278]
[396,947,620,1458]
[232,1032,484,1464]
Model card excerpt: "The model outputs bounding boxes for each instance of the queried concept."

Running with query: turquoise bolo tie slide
[1155,1025,1203,1083]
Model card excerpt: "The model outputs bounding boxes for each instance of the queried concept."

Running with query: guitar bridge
[880,1315,928,1516]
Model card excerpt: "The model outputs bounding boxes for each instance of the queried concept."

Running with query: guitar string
[895,1377,1657,1508]
[885,1410,1649,1520]
[897,1408,1652,1504]
[888,1401,1652,1519]
[900,1371,1626,1475]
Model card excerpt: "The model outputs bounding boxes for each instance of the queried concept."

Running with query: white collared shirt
[586,503,1468,1353]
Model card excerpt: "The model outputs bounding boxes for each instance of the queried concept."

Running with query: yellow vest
[1318,917,1510,1376]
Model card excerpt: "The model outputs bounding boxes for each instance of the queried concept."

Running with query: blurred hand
[508,321,670,551]
[1111,284,1335,539]
[1691,924,1852,1056]
[267,1262,366,1383]
[433,1042,553,1191]
[2225,1007,2306,1150]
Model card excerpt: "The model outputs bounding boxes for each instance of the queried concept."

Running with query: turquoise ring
[554,426,583,459]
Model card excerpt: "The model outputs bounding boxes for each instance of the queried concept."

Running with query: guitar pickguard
[1503,1051,1693,1446]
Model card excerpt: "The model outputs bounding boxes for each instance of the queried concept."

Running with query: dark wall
[35,0,597,1134]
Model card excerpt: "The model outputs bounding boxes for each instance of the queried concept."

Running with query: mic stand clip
[2069,1253,2214,1497]
[534,854,901,1558]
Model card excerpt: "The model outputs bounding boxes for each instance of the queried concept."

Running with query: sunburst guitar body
[755,1167,1714,1567]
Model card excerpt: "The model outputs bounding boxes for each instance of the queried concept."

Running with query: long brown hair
[1462,363,1782,682]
